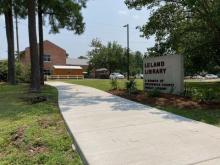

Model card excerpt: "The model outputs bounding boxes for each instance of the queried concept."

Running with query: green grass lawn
[64,79,220,100]
[0,84,82,165]
[64,79,144,91]
[62,79,220,127]
[186,81,220,100]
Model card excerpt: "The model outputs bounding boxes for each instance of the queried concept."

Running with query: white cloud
[118,10,128,16]
[132,15,140,20]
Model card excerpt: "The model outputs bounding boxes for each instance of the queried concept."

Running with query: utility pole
[123,24,130,80]
[15,13,20,61]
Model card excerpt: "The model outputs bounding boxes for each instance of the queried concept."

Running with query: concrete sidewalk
[47,81,220,165]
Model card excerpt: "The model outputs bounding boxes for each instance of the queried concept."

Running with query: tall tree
[38,0,87,85]
[2,0,16,84]
[38,0,44,85]
[125,0,220,74]
[28,0,40,92]
[88,39,143,75]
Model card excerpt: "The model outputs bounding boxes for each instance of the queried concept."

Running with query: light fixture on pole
[123,24,130,80]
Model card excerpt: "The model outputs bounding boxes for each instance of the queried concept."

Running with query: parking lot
[184,78,220,83]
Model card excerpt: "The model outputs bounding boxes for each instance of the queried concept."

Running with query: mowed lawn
[64,79,220,98]
[0,84,82,165]
[186,81,220,101]
[64,79,144,91]
[63,79,220,127]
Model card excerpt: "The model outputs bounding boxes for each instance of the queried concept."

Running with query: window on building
[44,69,51,75]
[43,54,51,62]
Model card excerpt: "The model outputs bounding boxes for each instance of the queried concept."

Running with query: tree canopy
[42,0,87,34]
[125,0,220,74]
[88,39,143,75]
[0,0,87,89]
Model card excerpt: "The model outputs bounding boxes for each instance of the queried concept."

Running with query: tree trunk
[4,0,16,85]
[15,13,20,61]
[28,0,41,92]
[38,0,44,85]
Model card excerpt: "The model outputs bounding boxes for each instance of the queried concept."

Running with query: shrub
[0,61,8,81]
[193,88,217,102]
[16,63,31,83]
[110,79,118,90]
[191,88,203,101]
[147,88,161,97]
[0,61,31,83]
[125,79,137,95]
[183,86,193,98]
[202,89,217,102]
[185,87,217,102]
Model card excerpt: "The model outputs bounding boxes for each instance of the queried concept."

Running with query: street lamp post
[123,24,130,80]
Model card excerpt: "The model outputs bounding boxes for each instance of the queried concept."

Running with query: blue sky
[0,0,154,59]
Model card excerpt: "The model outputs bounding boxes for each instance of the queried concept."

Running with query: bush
[202,89,217,102]
[191,88,203,101]
[184,87,217,102]
[0,61,8,81]
[147,88,161,97]
[0,61,31,83]
[125,79,137,95]
[16,63,31,83]
[192,88,217,102]
[183,86,193,98]
[110,79,118,90]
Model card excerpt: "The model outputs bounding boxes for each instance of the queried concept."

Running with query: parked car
[184,76,192,79]
[205,74,218,79]
[109,73,125,79]
[217,73,220,78]
[135,74,143,79]
[192,75,205,79]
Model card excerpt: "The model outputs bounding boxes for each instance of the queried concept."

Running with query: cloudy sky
[0,0,154,59]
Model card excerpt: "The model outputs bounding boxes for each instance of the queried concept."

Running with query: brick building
[20,40,84,77]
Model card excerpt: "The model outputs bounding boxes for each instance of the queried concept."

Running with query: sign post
[143,55,184,95]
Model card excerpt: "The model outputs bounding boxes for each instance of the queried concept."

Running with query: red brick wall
[20,40,67,71]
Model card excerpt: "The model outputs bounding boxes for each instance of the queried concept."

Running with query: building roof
[53,65,82,69]
[44,40,66,52]
[66,58,89,66]
[96,68,108,72]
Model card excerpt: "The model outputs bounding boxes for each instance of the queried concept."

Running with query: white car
[205,74,218,79]
[109,73,125,79]
[135,74,143,79]
[192,75,205,79]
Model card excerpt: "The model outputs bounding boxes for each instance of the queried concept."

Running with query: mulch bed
[109,89,220,110]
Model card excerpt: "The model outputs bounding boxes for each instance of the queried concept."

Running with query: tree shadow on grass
[0,84,59,122]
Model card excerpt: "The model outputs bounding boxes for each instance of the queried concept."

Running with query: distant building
[53,65,83,76]
[94,68,109,79]
[66,58,89,72]
[20,40,84,77]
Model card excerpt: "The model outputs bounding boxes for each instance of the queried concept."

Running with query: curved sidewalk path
[47,81,220,165]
